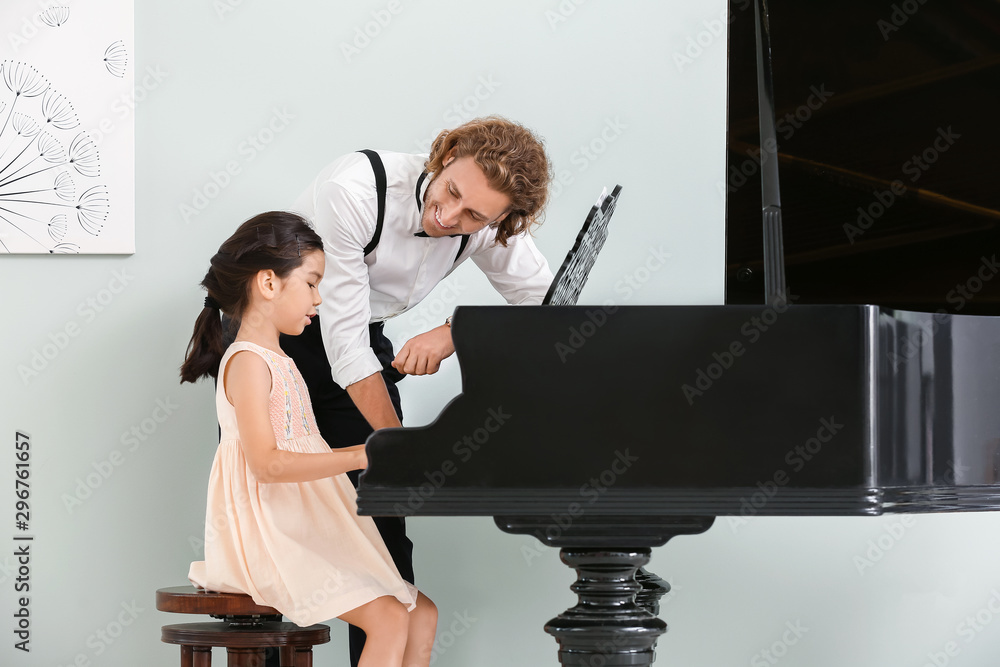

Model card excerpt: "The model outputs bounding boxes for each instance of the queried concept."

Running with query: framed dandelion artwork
[1,1,134,254]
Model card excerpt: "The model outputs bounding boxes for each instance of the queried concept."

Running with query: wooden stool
[156,586,330,667]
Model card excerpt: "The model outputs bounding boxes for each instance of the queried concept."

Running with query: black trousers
[278,317,413,667]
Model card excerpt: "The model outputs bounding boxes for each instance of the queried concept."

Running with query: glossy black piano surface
[725,0,1000,313]
[358,304,1000,517]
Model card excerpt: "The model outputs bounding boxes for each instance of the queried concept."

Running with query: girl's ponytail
[179,284,228,383]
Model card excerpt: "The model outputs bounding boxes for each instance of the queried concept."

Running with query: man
[280,116,554,666]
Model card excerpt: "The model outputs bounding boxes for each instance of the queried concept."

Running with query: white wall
[3,1,1000,666]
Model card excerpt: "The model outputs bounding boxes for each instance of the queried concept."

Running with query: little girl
[180,211,437,667]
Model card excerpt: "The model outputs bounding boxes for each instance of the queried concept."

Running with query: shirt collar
[413,170,430,237]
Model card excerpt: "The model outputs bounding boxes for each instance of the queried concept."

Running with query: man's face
[420,154,511,237]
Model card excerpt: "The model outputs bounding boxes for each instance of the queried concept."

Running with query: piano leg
[635,567,670,617]
[495,515,715,666]
[546,548,664,667]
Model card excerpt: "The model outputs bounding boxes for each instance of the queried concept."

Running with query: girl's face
[271,250,324,335]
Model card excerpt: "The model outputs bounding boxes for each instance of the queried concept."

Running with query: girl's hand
[338,444,368,470]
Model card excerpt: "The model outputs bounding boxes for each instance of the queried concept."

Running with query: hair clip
[256,224,277,246]
[296,234,301,257]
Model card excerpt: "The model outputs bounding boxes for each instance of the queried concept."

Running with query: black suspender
[414,170,428,207]
[357,149,469,265]
[455,233,470,262]
[358,149,387,257]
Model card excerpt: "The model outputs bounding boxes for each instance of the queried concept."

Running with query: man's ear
[443,148,456,167]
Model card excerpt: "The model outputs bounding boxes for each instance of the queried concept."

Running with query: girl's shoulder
[222,341,292,365]
[220,342,286,396]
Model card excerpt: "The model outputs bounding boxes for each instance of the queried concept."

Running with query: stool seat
[156,585,280,618]
[161,622,330,647]
[156,586,331,667]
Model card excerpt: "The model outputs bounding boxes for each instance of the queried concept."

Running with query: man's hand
[392,324,455,375]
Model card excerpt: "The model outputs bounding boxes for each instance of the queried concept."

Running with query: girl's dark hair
[180,211,323,383]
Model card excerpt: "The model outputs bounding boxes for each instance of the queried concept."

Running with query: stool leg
[293,647,313,667]
[278,646,294,667]
[180,646,193,667]
[193,646,212,667]
[228,647,266,667]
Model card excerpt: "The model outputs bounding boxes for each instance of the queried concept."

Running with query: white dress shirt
[292,150,553,389]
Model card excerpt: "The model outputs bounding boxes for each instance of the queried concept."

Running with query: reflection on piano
[726,1,1000,312]
[359,1,1000,664]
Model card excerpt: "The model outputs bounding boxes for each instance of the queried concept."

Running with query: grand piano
[358,1,1000,665]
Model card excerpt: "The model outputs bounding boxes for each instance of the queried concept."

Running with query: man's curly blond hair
[426,116,551,247]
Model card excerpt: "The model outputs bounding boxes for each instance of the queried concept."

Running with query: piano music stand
[543,185,623,306]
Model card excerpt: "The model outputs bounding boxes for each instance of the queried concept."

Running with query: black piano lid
[725,0,1000,314]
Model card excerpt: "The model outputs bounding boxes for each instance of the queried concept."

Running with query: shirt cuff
[331,348,383,389]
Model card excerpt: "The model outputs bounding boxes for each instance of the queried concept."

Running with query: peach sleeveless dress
[188,341,418,626]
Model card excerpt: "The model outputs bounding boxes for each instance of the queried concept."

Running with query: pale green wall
[3,1,1000,666]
